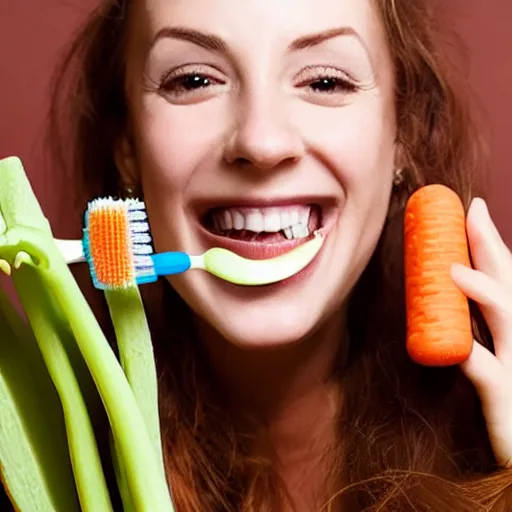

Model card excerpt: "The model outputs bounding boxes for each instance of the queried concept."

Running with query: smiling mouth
[202,204,323,244]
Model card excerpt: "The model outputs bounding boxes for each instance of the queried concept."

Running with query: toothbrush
[55,197,324,290]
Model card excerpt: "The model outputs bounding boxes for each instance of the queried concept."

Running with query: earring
[393,168,405,186]
[121,179,140,198]
[124,185,136,198]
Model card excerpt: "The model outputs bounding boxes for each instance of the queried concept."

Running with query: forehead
[129,0,386,56]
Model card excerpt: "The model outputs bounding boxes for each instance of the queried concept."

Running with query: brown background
[0,1,511,241]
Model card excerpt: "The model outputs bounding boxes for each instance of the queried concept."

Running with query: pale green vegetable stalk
[11,265,114,512]
[110,431,136,512]
[42,215,174,511]
[105,288,164,469]
[0,156,112,510]
[105,287,172,512]
[0,282,80,511]
[0,156,173,511]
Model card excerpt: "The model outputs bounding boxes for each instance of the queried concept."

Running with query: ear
[393,140,408,174]
[114,133,139,190]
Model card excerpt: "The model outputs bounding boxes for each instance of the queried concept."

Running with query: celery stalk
[105,287,171,512]
[110,433,136,512]
[104,288,164,468]
[0,156,173,510]
[11,264,114,512]
[0,284,80,511]
[0,153,112,510]
[0,160,52,234]
[42,252,173,510]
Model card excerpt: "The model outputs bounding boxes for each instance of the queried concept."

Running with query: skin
[455,199,512,469]
[115,0,512,507]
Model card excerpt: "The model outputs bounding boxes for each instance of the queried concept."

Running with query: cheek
[130,95,231,252]
[299,95,396,261]
[134,96,227,198]
[300,96,396,187]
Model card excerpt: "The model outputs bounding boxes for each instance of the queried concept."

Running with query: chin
[208,296,327,349]
[168,252,344,350]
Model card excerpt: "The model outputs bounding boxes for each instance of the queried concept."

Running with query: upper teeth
[212,206,311,240]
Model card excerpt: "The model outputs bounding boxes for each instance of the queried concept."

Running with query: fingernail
[472,197,488,214]
[471,197,493,226]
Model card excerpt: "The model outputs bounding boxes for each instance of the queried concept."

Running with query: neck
[199,309,346,413]
[197,310,347,509]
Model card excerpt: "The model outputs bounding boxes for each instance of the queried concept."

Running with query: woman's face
[120,0,397,348]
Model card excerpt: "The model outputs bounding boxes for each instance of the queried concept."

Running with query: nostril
[229,154,299,172]
[233,157,252,166]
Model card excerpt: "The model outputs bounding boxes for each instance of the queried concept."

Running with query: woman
[47,0,512,510]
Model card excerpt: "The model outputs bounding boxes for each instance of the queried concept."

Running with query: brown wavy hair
[47,0,512,510]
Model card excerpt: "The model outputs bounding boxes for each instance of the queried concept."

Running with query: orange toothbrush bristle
[88,204,134,288]
[83,198,154,290]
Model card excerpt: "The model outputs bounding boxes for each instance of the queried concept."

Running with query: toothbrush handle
[151,252,191,276]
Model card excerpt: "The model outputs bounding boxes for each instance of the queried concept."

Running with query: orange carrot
[404,184,473,366]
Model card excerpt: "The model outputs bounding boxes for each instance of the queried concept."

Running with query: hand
[451,197,512,468]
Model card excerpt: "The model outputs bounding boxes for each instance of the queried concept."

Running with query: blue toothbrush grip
[151,252,191,276]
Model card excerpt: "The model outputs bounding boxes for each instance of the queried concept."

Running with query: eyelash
[296,66,360,95]
[158,65,360,99]
[159,66,224,97]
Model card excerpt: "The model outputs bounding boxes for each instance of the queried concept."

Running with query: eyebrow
[149,26,365,54]
[150,26,229,53]
[289,27,363,51]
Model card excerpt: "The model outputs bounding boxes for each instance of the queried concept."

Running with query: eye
[158,65,227,101]
[296,66,360,97]
[309,77,358,93]
[162,73,214,92]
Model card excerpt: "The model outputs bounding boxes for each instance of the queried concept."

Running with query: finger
[451,263,512,364]
[460,340,504,397]
[466,198,512,287]
[460,341,512,468]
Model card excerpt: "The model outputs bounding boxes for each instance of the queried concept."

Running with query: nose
[223,94,305,171]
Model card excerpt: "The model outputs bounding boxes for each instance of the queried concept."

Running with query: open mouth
[195,201,335,281]
[202,204,323,244]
